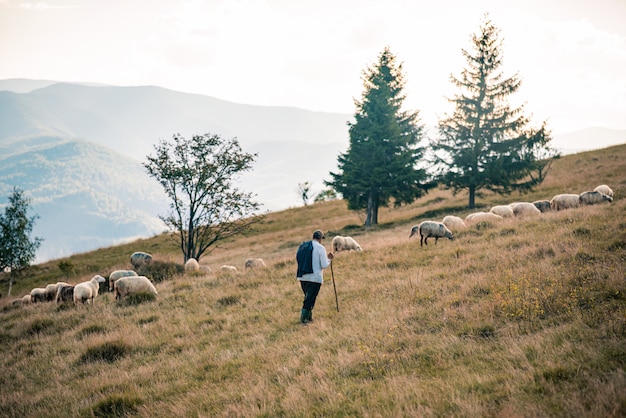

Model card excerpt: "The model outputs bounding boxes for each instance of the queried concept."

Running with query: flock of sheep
[410,184,614,246]
[10,184,614,307]
[12,251,157,306]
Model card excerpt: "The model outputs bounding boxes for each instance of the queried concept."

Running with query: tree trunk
[468,185,476,209]
[372,200,379,225]
[8,271,13,297]
[365,192,374,227]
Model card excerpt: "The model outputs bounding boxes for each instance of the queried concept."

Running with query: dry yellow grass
[0,144,625,417]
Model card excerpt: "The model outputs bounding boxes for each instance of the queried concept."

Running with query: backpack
[296,240,314,277]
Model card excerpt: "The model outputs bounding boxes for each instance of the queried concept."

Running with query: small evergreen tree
[0,187,43,296]
[432,15,556,208]
[296,182,312,206]
[144,133,264,262]
[327,47,430,226]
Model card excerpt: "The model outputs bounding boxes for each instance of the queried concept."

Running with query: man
[296,229,334,324]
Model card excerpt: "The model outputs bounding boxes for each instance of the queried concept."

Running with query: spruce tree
[327,47,430,226]
[432,15,556,209]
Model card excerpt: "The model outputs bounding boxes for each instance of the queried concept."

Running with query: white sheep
[465,212,503,224]
[220,265,238,273]
[199,265,211,274]
[22,294,31,304]
[533,200,552,213]
[594,184,613,198]
[108,270,138,291]
[244,258,268,270]
[509,202,541,217]
[579,190,613,205]
[185,258,200,273]
[73,275,106,304]
[489,205,514,218]
[550,194,580,211]
[114,276,157,300]
[442,215,466,231]
[410,221,454,247]
[30,287,46,303]
[130,251,153,269]
[44,282,69,302]
[331,236,363,252]
[55,285,75,303]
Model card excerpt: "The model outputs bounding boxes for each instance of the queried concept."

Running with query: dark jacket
[296,240,314,277]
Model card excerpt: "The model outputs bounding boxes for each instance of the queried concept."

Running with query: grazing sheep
[55,285,75,303]
[73,275,106,304]
[442,215,466,231]
[533,200,552,213]
[114,276,157,300]
[44,282,69,302]
[130,251,153,269]
[579,190,613,205]
[108,270,138,291]
[245,258,268,270]
[594,184,613,198]
[220,265,238,273]
[199,265,211,274]
[21,294,31,304]
[331,236,363,252]
[465,212,503,224]
[30,287,46,303]
[489,205,514,218]
[550,194,581,211]
[185,258,200,273]
[410,221,454,247]
[509,202,541,216]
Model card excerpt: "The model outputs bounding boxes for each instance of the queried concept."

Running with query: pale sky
[1,0,625,135]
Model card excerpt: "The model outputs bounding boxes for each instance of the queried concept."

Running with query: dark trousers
[300,281,321,310]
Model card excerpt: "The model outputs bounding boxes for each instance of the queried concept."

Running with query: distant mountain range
[0,78,624,263]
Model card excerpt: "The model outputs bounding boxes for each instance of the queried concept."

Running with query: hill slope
[0,145,624,417]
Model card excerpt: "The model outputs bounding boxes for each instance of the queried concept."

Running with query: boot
[300,309,311,324]
[307,309,313,322]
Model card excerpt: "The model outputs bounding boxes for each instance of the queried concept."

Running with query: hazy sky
[1,0,625,134]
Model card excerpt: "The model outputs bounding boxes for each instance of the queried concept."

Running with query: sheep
[185,258,200,273]
[130,251,152,269]
[594,184,613,198]
[245,258,268,270]
[489,205,514,218]
[550,194,580,211]
[22,294,31,304]
[409,221,454,247]
[199,265,211,274]
[30,287,46,303]
[108,270,138,291]
[509,202,541,217]
[579,190,613,205]
[331,236,363,252]
[533,200,552,213]
[73,275,106,304]
[55,285,75,303]
[114,276,157,300]
[220,265,238,273]
[465,212,503,224]
[442,215,466,231]
[44,282,69,302]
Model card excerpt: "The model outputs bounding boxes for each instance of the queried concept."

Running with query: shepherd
[296,229,334,324]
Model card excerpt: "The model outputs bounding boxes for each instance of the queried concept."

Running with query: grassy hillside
[0,144,625,417]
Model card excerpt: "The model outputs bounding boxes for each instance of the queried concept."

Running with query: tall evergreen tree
[0,187,43,297]
[432,15,556,209]
[327,47,430,226]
